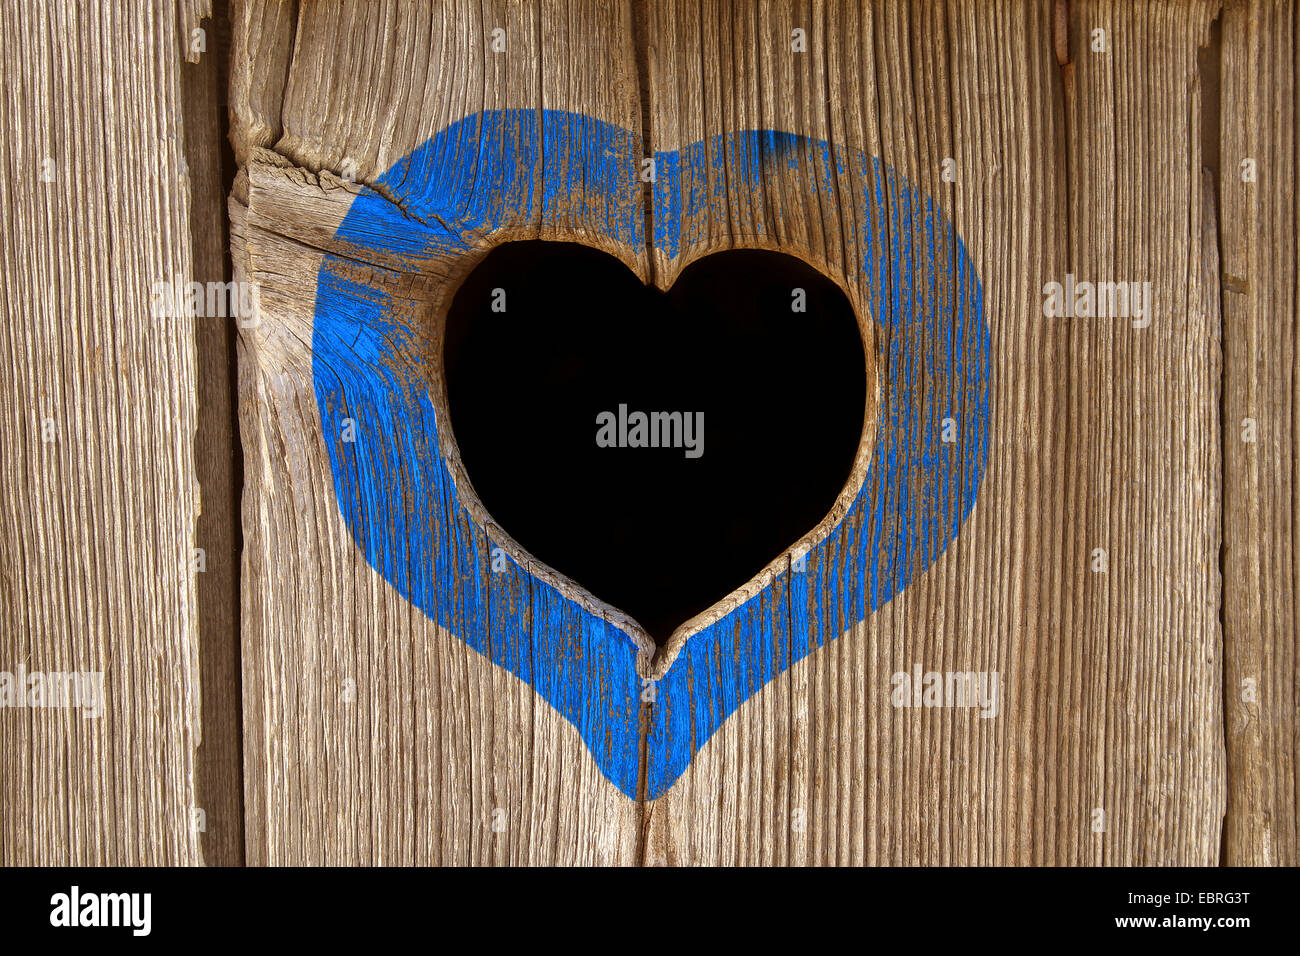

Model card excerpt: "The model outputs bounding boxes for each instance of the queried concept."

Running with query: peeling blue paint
[313,109,989,802]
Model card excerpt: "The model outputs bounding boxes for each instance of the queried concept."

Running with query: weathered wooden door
[0,0,1294,867]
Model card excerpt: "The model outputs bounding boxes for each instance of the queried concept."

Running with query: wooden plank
[0,1,203,864]
[641,0,1224,865]
[1219,0,1298,867]
[641,0,1067,867]
[231,0,646,864]
[1061,0,1224,864]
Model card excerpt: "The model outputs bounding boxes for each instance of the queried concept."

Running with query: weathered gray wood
[0,0,204,865]
[230,0,645,864]
[5,0,1293,868]
[641,0,1225,865]
[1219,0,1298,867]
[1057,0,1225,864]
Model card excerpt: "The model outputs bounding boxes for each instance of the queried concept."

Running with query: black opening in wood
[443,240,867,644]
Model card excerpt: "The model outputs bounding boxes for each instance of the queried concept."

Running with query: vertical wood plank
[231,0,646,865]
[0,0,204,865]
[1064,0,1224,864]
[642,0,1225,865]
[642,0,1069,866]
[1219,0,1298,867]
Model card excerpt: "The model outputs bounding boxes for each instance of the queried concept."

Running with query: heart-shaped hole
[440,240,871,646]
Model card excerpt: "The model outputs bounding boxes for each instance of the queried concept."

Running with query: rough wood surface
[639,0,1021,865]
[0,0,204,865]
[1219,0,1298,867]
[5,0,1292,867]
[639,0,1222,866]
[1057,0,1224,864]
[224,0,1297,867]
[231,0,646,865]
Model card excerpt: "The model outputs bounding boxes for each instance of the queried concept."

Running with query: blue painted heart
[312,109,990,800]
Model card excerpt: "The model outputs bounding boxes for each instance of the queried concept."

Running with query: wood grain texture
[227,0,1290,867]
[228,0,297,173]
[640,0,1224,865]
[3,0,1290,868]
[1062,0,1224,864]
[643,0,1066,866]
[231,0,646,864]
[1219,0,1298,867]
[0,0,203,864]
